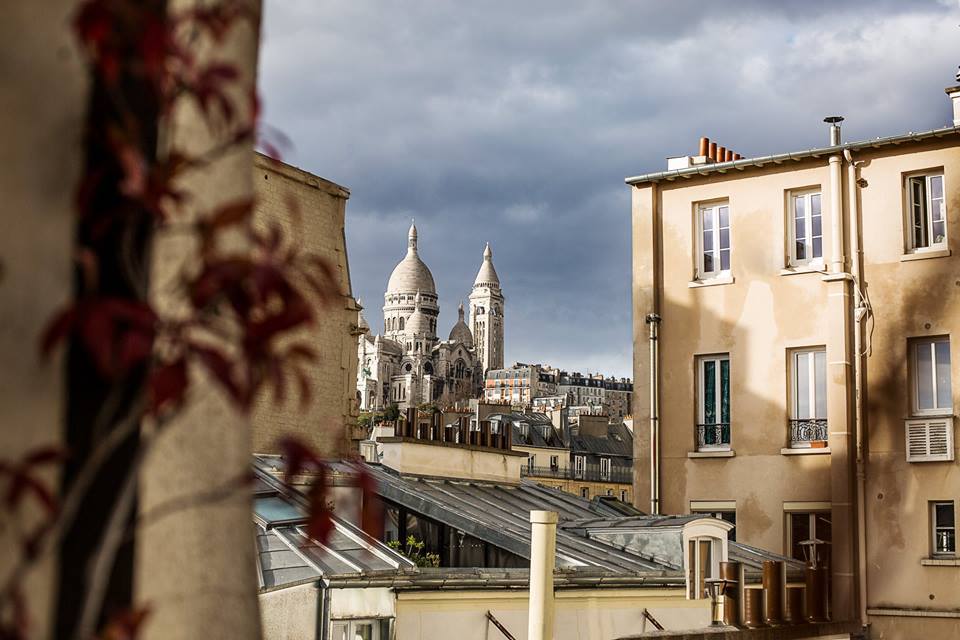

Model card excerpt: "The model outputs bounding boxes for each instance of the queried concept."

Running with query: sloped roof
[363,464,676,573]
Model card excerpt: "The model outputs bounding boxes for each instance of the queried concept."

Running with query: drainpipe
[844,148,870,629]
[528,511,557,640]
[826,117,845,273]
[645,314,662,515]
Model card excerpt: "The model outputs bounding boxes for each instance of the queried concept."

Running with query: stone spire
[473,242,500,288]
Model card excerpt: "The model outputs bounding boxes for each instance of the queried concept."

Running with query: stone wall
[250,154,362,458]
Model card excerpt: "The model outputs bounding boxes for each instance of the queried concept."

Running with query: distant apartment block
[485,364,633,418]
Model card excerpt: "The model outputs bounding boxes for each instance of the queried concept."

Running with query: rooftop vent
[667,136,742,170]
[824,116,844,145]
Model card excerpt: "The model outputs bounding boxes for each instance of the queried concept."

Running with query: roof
[473,242,500,288]
[447,302,474,346]
[404,291,431,335]
[253,467,414,591]
[363,463,677,574]
[570,423,633,458]
[387,222,436,294]
[486,413,565,448]
[624,125,960,186]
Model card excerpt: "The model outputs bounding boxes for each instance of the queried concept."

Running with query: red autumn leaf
[23,446,67,467]
[190,344,242,404]
[192,62,240,123]
[208,198,254,230]
[97,605,151,640]
[148,358,188,415]
[78,299,156,377]
[277,436,322,481]
[39,306,78,359]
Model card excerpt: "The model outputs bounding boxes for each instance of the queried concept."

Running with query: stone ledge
[780,447,831,456]
[688,450,735,459]
[920,557,960,567]
[868,606,960,618]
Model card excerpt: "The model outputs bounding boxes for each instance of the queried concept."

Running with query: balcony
[790,419,828,446]
[696,423,730,450]
[521,464,632,484]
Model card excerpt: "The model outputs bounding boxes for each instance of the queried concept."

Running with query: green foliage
[383,403,400,421]
[387,535,440,567]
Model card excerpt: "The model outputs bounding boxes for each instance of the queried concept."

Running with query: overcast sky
[259,1,959,378]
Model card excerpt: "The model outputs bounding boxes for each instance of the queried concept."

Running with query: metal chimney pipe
[528,511,557,640]
[824,116,844,146]
[699,137,710,156]
[734,153,742,160]
[724,149,734,162]
[708,141,718,161]
[717,146,727,162]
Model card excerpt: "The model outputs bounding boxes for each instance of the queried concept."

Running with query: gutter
[624,125,960,186]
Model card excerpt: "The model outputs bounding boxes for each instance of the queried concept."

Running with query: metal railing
[790,419,828,444]
[696,423,731,449]
[521,464,632,484]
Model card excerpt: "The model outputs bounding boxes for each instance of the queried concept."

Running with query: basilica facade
[357,222,505,411]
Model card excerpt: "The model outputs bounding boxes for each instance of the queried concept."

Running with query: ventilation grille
[905,418,955,462]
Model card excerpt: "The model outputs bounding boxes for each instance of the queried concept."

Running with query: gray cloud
[260,0,960,377]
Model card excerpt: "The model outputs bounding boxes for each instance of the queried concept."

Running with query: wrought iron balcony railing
[521,464,632,484]
[696,423,731,449]
[790,419,828,445]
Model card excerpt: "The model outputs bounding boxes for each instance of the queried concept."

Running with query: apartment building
[558,371,635,419]
[483,362,559,404]
[627,84,960,639]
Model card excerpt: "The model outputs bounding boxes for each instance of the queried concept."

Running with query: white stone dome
[405,292,432,336]
[473,242,500,288]
[448,301,474,346]
[387,222,436,294]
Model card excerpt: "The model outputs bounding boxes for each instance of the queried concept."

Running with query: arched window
[399,317,405,330]
[455,360,466,379]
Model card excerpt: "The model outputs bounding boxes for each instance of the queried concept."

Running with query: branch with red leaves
[1,1,348,639]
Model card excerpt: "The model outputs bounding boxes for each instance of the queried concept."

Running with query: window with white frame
[599,457,611,479]
[527,454,535,472]
[911,337,952,415]
[692,509,738,542]
[620,489,628,502]
[790,349,828,446]
[906,172,946,251]
[788,189,823,266]
[573,455,585,476]
[932,501,956,556]
[550,455,559,470]
[697,202,731,278]
[331,618,390,640]
[697,354,730,449]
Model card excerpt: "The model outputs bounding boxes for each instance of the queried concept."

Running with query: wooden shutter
[905,418,955,462]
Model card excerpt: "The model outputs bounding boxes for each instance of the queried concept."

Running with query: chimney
[824,116,844,145]
[717,145,727,162]
[699,137,710,156]
[708,141,718,162]
[946,82,960,127]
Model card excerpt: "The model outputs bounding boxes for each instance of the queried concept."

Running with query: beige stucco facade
[630,125,960,637]
[250,155,363,458]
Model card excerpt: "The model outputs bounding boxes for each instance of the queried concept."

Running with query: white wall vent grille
[905,417,954,462]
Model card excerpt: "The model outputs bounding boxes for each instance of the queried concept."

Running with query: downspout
[316,579,331,640]
[645,313,662,515]
[844,148,870,629]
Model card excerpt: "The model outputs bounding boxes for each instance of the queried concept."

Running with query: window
[697,355,730,449]
[527,455,535,472]
[697,202,731,278]
[332,619,390,640]
[911,337,952,415]
[786,511,831,562]
[932,501,956,556]
[549,455,559,471]
[620,490,628,502]
[906,173,946,251]
[686,538,716,599]
[574,455,585,477]
[599,457,611,480]
[580,487,589,498]
[790,349,827,446]
[788,190,823,266]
